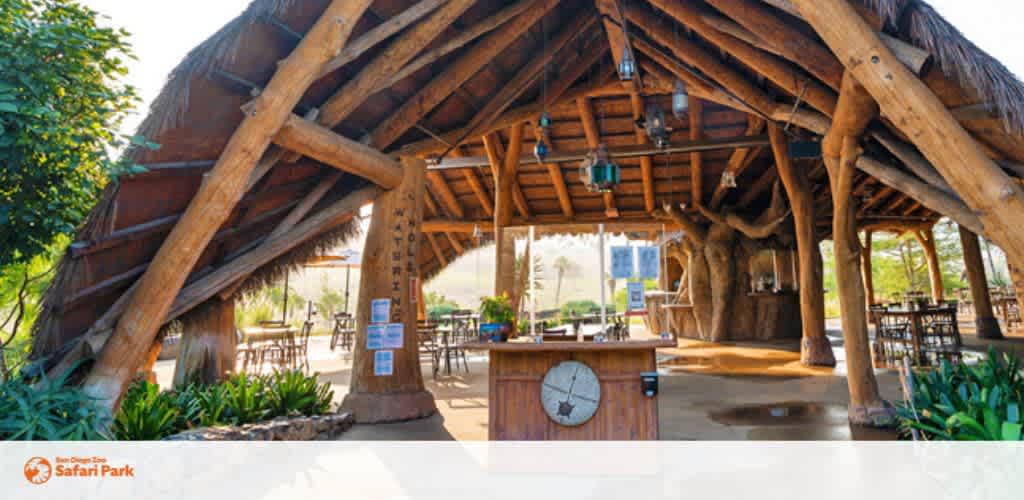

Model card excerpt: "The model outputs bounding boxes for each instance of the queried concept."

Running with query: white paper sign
[370,298,391,324]
[366,324,385,350]
[627,281,647,312]
[610,246,634,279]
[637,246,661,279]
[374,350,394,376]
[383,323,404,349]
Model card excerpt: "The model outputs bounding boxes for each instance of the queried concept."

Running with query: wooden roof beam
[426,171,465,219]
[425,233,448,266]
[629,92,656,213]
[709,116,766,208]
[272,114,403,188]
[369,0,562,149]
[595,0,642,94]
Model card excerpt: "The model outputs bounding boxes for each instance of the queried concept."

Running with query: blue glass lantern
[534,139,549,162]
[672,79,689,119]
[618,43,636,81]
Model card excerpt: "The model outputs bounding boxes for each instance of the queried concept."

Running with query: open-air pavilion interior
[30,0,1024,440]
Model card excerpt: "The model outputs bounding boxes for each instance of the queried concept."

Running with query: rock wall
[164,413,354,441]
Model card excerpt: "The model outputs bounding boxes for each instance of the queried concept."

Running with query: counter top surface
[462,339,676,352]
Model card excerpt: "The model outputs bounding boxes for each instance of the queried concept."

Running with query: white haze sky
[83,0,1024,138]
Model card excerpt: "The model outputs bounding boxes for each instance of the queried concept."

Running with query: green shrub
[0,372,108,441]
[559,300,600,323]
[192,383,231,427]
[222,373,271,425]
[479,294,514,324]
[112,381,180,441]
[896,348,1023,440]
[266,370,334,418]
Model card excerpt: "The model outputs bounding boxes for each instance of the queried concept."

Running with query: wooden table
[994,296,1019,328]
[241,326,296,343]
[876,307,956,365]
[463,340,674,440]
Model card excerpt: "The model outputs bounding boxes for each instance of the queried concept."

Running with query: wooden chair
[330,313,355,351]
[286,321,314,373]
[921,309,962,365]
[417,322,441,379]
[872,307,912,367]
[235,328,259,373]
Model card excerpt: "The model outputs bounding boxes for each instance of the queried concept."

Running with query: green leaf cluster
[0,0,142,268]
[479,293,514,324]
[111,371,335,441]
[896,348,1024,440]
[0,369,109,440]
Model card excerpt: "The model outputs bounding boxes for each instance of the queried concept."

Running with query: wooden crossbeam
[425,232,448,266]
[426,171,465,219]
[369,0,562,149]
[709,116,767,208]
[462,168,494,217]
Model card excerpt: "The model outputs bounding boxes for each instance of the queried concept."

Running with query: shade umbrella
[303,251,363,314]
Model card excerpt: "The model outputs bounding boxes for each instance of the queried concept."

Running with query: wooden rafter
[709,116,766,208]
[426,170,465,219]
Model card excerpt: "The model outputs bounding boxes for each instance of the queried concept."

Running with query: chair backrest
[296,321,313,346]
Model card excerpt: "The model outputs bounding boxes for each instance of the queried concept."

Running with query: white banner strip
[5,442,1023,500]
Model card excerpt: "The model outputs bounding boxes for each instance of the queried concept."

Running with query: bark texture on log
[173,297,236,388]
[342,157,437,423]
[959,226,1003,339]
[861,231,875,307]
[770,123,835,366]
[913,228,945,305]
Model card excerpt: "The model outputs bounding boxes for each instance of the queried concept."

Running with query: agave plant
[896,348,1023,441]
[111,381,180,441]
[223,373,270,425]
[266,370,334,418]
[0,370,109,441]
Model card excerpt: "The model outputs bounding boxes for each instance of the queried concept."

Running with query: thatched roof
[32,0,1024,365]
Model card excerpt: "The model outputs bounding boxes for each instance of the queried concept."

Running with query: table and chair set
[236,320,314,373]
[868,301,962,368]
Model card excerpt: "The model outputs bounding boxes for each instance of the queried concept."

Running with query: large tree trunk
[959,226,1003,339]
[173,297,236,387]
[914,228,944,304]
[861,231,875,308]
[687,247,714,340]
[342,157,437,423]
[770,123,835,366]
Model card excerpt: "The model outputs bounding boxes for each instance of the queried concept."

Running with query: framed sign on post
[626,281,647,316]
[637,246,660,280]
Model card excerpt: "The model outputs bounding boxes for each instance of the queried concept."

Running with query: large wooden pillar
[823,73,885,424]
[769,123,835,366]
[173,297,236,387]
[861,231,875,307]
[494,125,523,298]
[913,228,944,304]
[342,157,437,423]
[81,0,373,412]
[959,226,1003,339]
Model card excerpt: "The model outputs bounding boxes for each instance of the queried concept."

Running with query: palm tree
[552,256,578,307]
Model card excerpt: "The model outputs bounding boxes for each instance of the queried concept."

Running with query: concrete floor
[153,316,1024,441]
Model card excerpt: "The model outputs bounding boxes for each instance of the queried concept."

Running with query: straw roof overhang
[31,0,1024,364]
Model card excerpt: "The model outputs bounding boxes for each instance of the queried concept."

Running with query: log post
[494,125,524,297]
[861,230,875,307]
[769,123,835,366]
[81,0,373,413]
[136,339,163,385]
[173,297,236,387]
[342,157,437,423]
[959,226,1003,339]
[913,228,945,305]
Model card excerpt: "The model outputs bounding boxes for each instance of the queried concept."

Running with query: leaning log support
[791,0,1024,290]
[342,157,437,423]
[959,226,1003,339]
[173,297,236,387]
[81,0,373,413]
[913,227,945,305]
[770,123,835,366]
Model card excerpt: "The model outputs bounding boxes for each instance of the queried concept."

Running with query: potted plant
[479,294,515,342]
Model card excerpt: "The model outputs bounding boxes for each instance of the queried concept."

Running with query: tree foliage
[0,0,140,268]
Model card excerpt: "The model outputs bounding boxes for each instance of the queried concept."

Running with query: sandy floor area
[152,316,1024,441]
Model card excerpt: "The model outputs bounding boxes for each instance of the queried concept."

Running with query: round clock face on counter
[540,360,601,426]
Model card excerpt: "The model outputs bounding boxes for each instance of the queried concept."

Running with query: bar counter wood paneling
[464,340,674,440]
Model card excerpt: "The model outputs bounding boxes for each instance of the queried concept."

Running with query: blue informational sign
[610,246,634,279]
[637,246,661,279]
[367,324,385,350]
[383,323,404,349]
[374,350,393,376]
[371,298,391,324]
[627,281,646,312]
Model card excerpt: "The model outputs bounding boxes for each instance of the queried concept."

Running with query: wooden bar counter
[464,339,674,441]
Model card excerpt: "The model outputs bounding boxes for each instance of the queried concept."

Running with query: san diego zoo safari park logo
[23,455,135,485]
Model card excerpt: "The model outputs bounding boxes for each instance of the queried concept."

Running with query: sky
[80,0,1023,310]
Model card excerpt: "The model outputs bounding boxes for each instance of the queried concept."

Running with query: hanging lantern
[618,42,636,81]
[538,111,552,129]
[672,79,689,119]
[720,171,737,189]
[534,139,549,162]
[644,103,669,149]
[580,143,621,192]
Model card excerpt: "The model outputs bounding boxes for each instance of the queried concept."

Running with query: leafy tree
[551,255,579,306]
[0,0,140,268]
[424,290,459,321]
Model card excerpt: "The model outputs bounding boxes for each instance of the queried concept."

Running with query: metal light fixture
[644,103,669,149]
[538,111,552,129]
[720,171,737,189]
[534,139,549,162]
[580,143,621,192]
[618,42,636,81]
[535,111,552,162]
[672,79,689,119]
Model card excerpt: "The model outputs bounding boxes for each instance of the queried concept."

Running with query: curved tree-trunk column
[704,231,736,342]
[173,297,236,387]
[959,226,1003,339]
[861,230,875,307]
[914,228,944,304]
[137,339,164,385]
[770,123,835,366]
[687,247,714,340]
[343,157,437,423]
